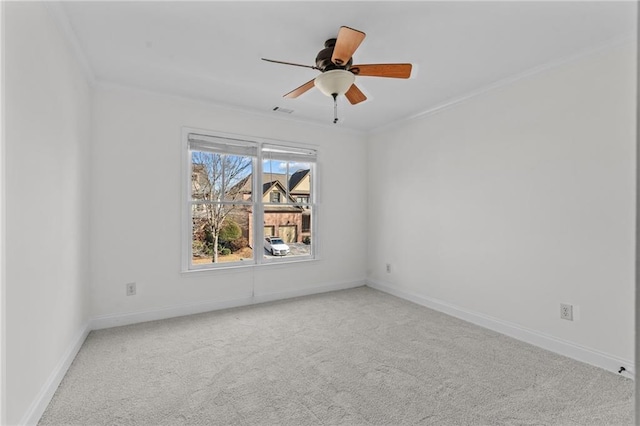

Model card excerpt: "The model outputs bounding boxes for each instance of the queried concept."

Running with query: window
[262,144,315,260]
[184,129,317,271]
[270,192,281,203]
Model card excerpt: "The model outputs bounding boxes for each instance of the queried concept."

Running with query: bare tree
[191,151,251,263]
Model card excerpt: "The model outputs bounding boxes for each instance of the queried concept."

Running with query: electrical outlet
[386,263,391,273]
[560,303,573,321]
[126,282,136,296]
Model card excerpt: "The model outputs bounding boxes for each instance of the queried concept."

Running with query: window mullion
[285,161,290,201]
[220,154,226,201]
[254,154,264,265]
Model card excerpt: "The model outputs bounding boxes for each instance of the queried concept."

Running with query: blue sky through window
[263,159,311,175]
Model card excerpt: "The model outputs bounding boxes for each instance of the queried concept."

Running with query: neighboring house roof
[262,180,283,195]
[231,174,252,195]
[229,170,310,196]
[263,180,291,198]
[289,169,310,194]
[264,172,289,190]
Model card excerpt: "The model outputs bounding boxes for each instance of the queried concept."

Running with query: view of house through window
[262,153,313,259]
[186,132,316,270]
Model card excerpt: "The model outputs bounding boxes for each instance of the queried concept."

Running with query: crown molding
[94,80,367,139]
[44,1,96,86]
[369,32,637,136]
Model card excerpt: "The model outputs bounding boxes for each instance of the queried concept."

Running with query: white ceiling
[57,1,637,132]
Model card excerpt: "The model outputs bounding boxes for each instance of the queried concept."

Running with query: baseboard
[20,323,91,426]
[366,279,635,379]
[91,279,365,330]
[252,279,365,305]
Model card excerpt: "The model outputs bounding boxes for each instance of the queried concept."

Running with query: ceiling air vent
[272,106,294,114]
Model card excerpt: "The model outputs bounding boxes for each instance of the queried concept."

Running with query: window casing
[183,129,317,271]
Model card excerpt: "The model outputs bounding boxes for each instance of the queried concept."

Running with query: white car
[264,237,290,256]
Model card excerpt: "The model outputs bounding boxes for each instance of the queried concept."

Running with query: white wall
[89,85,367,322]
[0,2,6,424]
[367,43,636,367]
[4,2,92,425]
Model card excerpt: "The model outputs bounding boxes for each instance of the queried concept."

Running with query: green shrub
[219,220,242,243]
[220,247,231,256]
[302,236,311,245]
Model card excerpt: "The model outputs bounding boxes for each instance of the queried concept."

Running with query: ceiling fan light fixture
[314,69,355,97]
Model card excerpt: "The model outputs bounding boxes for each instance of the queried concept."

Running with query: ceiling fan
[262,26,412,123]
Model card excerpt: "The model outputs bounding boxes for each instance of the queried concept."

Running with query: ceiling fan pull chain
[332,93,339,124]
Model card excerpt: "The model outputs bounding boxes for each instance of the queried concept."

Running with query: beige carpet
[39,287,633,425]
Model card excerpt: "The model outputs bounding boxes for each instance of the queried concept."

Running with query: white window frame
[182,127,318,272]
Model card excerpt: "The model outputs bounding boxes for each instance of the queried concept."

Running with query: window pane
[262,159,312,205]
[262,206,312,259]
[288,163,312,205]
[191,151,253,202]
[262,159,288,203]
[191,203,253,265]
[223,154,253,201]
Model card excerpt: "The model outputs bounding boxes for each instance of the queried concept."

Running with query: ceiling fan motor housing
[315,38,353,71]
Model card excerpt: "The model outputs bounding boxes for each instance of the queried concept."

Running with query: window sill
[181,256,320,275]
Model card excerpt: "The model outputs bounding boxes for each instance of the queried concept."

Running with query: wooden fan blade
[262,58,319,70]
[345,84,367,105]
[331,26,366,66]
[350,63,412,79]
[284,79,316,99]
